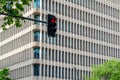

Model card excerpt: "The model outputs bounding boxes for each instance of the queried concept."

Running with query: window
[80,0,83,6]
[77,24,79,34]
[65,68,67,79]
[34,31,40,42]
[65,52,67,63]
[62,20,64,31]
[59,67,61,78]
[45,48,48,59]
[77,9,79,20]
[71,69,73,79]
[74,23,76,34]
[68,37,70,48]
[65,21,67,31]
[65,36,67,47]
[34,0,40,8]
[59,35,61,46]
[62,4,64,15]
[56,2,58,13]
[42,0,44,9]
[71,53,73,64]
[77,39,79,49]
[59,19,61,30]
[52,49,55,61]
[45,65,47,76]
[34,47,40,59]
[71,38,73,48]
[62,35,64,46]
[49,0,51,11]
[48,49,51,60]
[83,0,87,7]
[34,14,40,25]
[57,51,61,62]
[62,51,64,62]
[68,53,70,63]
[77,0,79,5]
[56,50,58,61]
[34,64,40,76]
[71,7,73,18]
[52,37,55,44]
[45,0,48,10]
[42,31,44,42]
[71,22,73,33]
[68,22,70,32]
[42,47,44,59]
[65,5,67,16]
[80,10,83,21]
[68,6,70,17]
[49,65,51,77]
[52,66,54,77]
[74,8,76,19]
[52,1,54,12]
[59,3,61,14]
[62,67,64,78]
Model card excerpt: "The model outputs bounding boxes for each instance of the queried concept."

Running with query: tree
[0,0,32,30]
[90,59,120,80]
[0,68,11,80]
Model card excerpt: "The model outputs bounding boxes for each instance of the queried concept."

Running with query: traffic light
[47,14,57,37]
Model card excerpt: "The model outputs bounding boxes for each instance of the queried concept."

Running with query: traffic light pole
[0,12,47,24]
[0,12,57,37]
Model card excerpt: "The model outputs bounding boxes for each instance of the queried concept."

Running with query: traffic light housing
[47,14,57,37]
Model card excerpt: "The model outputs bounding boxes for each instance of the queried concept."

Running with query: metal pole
[0,12,47,23]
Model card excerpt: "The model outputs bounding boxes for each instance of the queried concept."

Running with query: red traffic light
[47,14,57,37]
[50,18,57,23]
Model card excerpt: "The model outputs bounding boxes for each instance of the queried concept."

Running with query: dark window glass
[34,47,40,59]
[52,66,54,77]
[34,64,40,76]
[34,14,40,25]
[34,0,40,8]
[34,31,40,42]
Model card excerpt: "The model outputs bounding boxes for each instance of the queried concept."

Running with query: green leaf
[90,59,120,80]
[16,3,24,11]
[0,0,32,30]
[0,68,11,80]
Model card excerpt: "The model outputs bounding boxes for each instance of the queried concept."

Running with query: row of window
[57,10,119,32]
[0,46,108,80]
[38,31,120,58]
[34,64,91,80]
[42,47,108,66]
[10,65,31,79]
[0,32,31,55]
[0,15,32,41]
[41,0,119,19]
[0,49,31,69]
[23,1,32,13]
[57,19,120,45]
[0,46,107,79]
[33,46,108,67]
[41,13,120,45]
[67,0,119,18]
[41,1,120,32]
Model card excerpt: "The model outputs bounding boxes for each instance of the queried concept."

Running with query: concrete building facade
[0,0,120,80]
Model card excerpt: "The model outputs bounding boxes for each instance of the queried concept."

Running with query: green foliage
[0,0,32,30]
[90,59,120,80]
[0,68,11,80]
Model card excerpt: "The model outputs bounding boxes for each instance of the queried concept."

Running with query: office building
[0,0,120,80]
